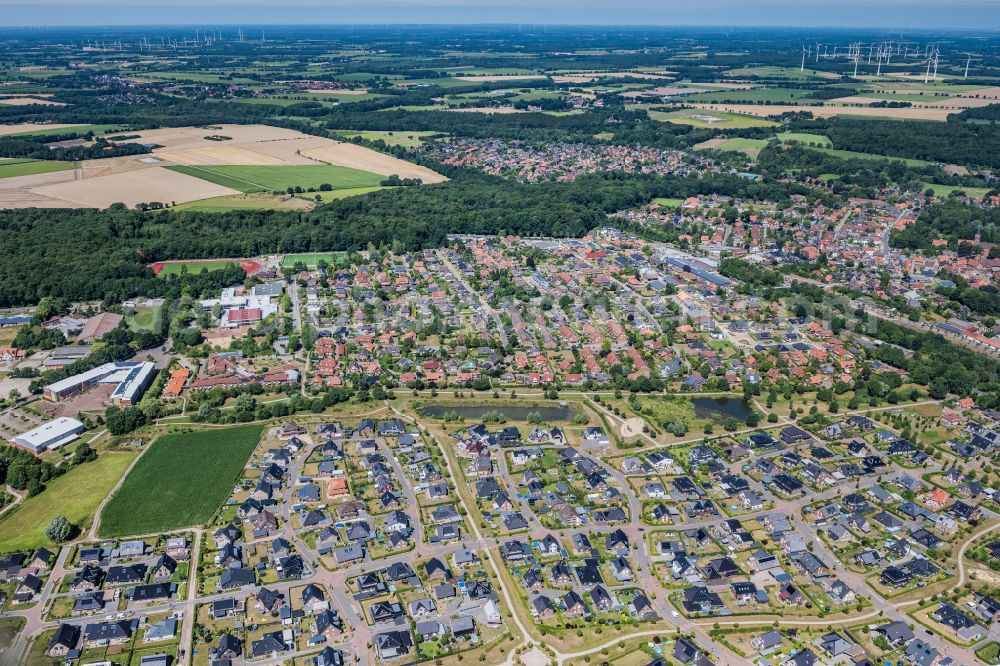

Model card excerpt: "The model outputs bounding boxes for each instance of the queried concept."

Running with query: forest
[787,115,1000,168]
[0,171,818,307]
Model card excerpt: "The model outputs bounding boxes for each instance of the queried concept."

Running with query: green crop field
[282,252,349,269]
[0,159,76,179]
[168,164,384,193]
[98,425,264,537]
[685,87,816,103]
[6,123,129,137]
[0,451,136,551]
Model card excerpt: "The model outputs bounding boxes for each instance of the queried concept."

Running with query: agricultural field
[98,425,264,537]
[306,185,391,201]
[329,129,441,147]
[0,451,136,551]
[170,192,315,212]
[0,159,76,179]
[776,131,833,146]
[694,137,769,158]
[648,107,778,128]
[168,163,385,193]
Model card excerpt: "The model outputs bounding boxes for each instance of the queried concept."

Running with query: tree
[104,406,147,436]
[45,515,73,543]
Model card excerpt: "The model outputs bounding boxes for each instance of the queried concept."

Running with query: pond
[692,397,755,423]
[417,403,577,422]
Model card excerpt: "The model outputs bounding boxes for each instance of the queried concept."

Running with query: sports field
[150,258,261,276]
[282,252,348,269]
[168,164,384,193]
[98,425,264,537]
[0,159,76,179]
[0,451,136,551]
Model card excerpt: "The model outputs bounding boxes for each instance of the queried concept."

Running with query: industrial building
[43,361,158,407]
[12,417,85,454]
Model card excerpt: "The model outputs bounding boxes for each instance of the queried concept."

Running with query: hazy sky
[2,0,1000,29]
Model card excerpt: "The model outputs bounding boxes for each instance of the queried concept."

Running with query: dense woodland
[0,171,818,307]
[788,115,1000,169]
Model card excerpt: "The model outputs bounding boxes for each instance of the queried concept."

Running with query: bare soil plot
[689,102,955,121]
[32,166,240,208]
[300,142,448,183]
[0,122,84,137]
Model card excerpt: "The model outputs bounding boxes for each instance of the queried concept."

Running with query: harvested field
[689,102,955,121]
[0,170,80,208]
[154,145,290,165]
[0,123,445,208]
[32,166,239,208]
[300,142,448,183]
[0,122,84,136]
[0,96,64,106]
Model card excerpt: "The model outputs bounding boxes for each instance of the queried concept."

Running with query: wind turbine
[964,53,974,79]
[801,45,809,72]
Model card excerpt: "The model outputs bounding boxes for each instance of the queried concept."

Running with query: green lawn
[127,306,160,331]
[0,159,76,179]
[0,451,136,551]
[921,182,993,198]
[328,130,440,148]
[776,131,832,146]
[170,193,313,213]
[282,252,348,269]
[168,164,384,194]
[808,146,931,167]
[698,137,768,159]
[306,185,392,202]
[99,425,264,537]
[654,197,685,208]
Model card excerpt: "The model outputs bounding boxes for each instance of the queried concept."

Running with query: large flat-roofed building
[111,362,157,407]
[43,345,93,369]
[43,361,157,406]
[13,417,85,454]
